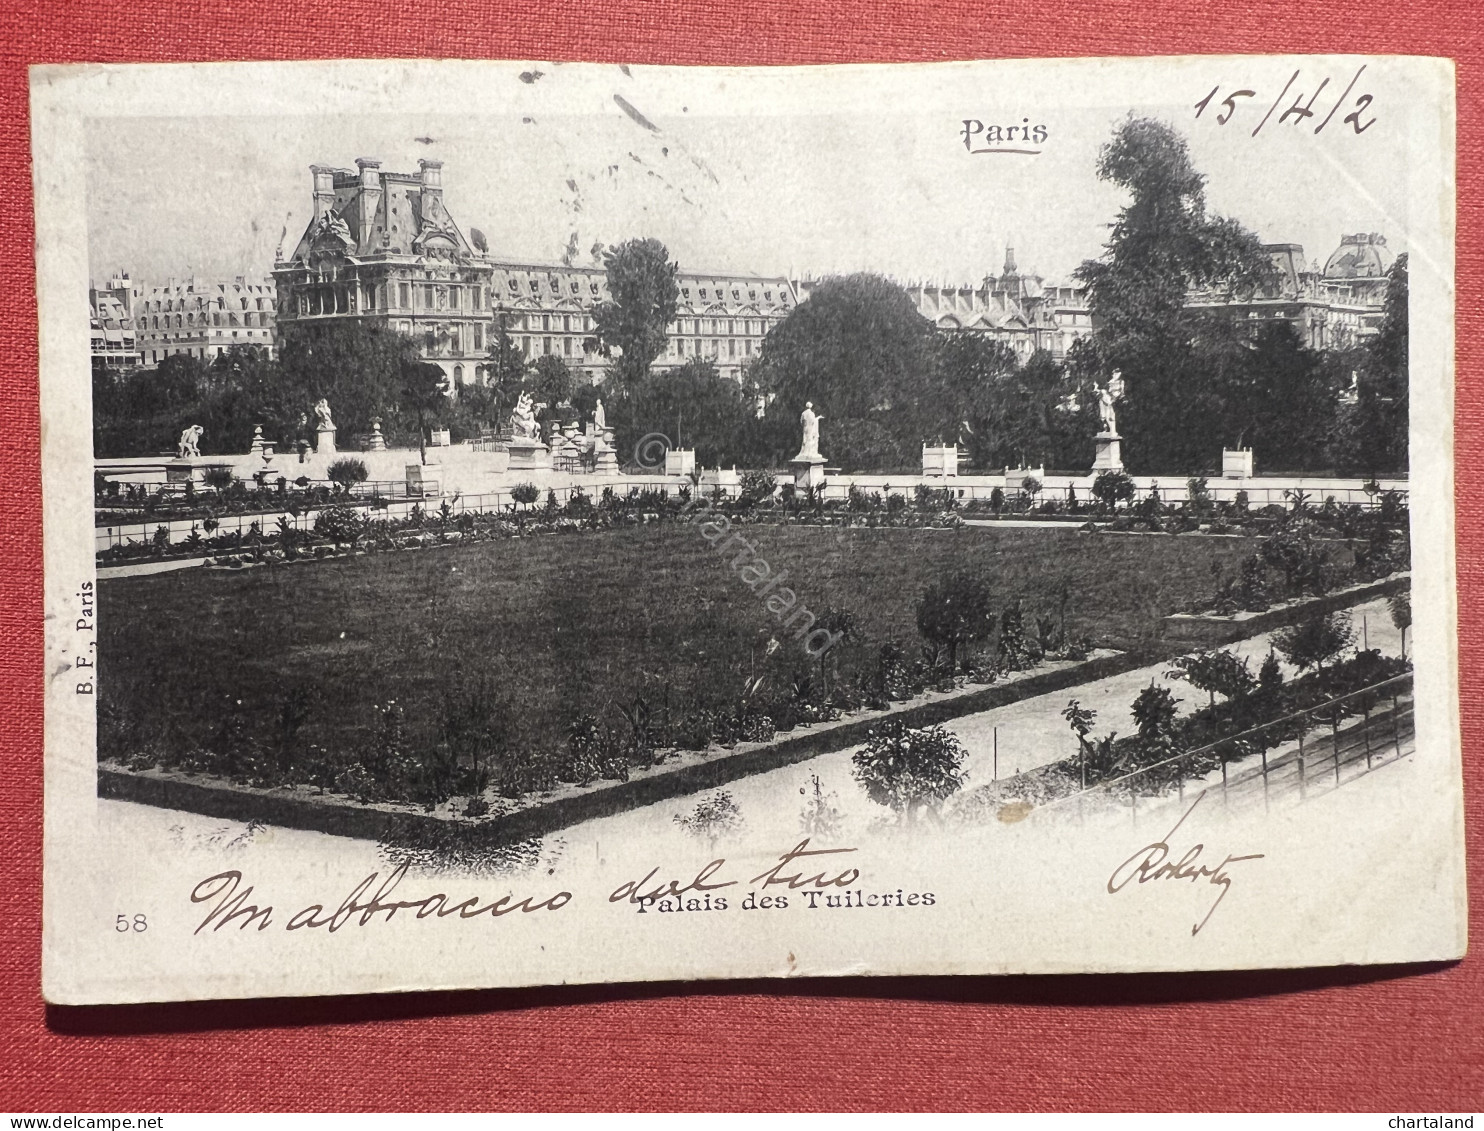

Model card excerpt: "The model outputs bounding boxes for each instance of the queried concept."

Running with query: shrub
[738,468,778,507]
[1274,611,1355,672]
[1258,649,1285,693]
[1259,524,1332,596]
[915,572,995,674]
[997,600,1042,670]
[852,719,967,824]
[674,791,743,850]
[312,504,364,544]
[1167,649,1257,707]
[1091,469,1136,510]
[327,457,370,489]
[563,487,593,519]
[440,681,510,802]
[1130,685,1181,751]
[1186,476,1214,515]
[202,465,235,492]
[511,482,540,508]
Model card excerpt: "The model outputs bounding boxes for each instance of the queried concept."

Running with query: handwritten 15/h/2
[1195,64,1376,136]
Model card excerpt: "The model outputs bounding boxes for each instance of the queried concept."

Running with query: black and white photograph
[34,55,1463,1004]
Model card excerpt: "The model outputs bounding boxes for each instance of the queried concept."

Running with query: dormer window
[748,290,756,300]
[682,288,690,298]
[590,283,599,295]
[732,289,740,299]
[508,279,519,292]
[699,288,707,299]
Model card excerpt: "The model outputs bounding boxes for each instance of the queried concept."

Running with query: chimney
[1004,246,1018,276]
[356,158,383,253]
[311,164,336,221]
[418,158,444,219]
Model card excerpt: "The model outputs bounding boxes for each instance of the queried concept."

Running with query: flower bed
[100,647,1150,849]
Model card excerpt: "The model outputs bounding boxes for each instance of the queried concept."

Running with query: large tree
[1075,117,1275,473]
[1191,318,1338,472]
[611,357,758,467]
[588,238,680,389]
[276,318,422,446]
[399,359,448,465]
[484,322,528,424]
[1330,253,1408,475]
[932,337,1094,469]
[752,273,936,470]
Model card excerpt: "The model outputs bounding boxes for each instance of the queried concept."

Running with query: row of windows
[136,329,269,344]
[129,344,276,364]
[136,311,273,330]
[671,337,757,359]
[494,276,790,306]
[139,295,271,313]
[420,323,486,356]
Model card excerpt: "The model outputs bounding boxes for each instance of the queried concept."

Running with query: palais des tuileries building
[92,158,1397,383]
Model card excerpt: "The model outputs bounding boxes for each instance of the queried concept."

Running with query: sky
[84,61,1411,289]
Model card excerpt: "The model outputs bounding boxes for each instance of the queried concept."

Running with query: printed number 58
[115,913,147,933]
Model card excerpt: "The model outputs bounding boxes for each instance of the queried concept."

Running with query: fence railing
[1030,672,1415,826]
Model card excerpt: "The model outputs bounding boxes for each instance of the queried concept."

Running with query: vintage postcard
[33,55,1463,1004]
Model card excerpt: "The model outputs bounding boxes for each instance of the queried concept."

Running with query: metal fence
[1030,672,1415,826]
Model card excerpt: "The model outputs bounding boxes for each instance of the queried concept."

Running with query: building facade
[489,261,798,386]
[272,160,1392,395]
[1185,233,1392,351]
[873,247,1094,361]
[89,273,139,372]
[129,275,278,365]
[274,159,493,388]
[274,158,801,390]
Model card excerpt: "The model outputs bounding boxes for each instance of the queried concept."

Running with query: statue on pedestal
[176,424,203,459]
[508,392,546,442]
[593,398,606,430]
[313,398,335,431]
[1097,371,1124,435]
[798,401,824,460]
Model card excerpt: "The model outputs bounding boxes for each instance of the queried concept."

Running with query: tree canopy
[588,238,680,388]
[1075,116,1278,472]
[750,273,937,469]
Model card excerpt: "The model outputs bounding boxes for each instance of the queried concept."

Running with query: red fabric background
[0,0,1479,1112]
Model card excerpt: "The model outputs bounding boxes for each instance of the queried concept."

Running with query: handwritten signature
[190,864,572,934]
[1107,791,1264,936]
[609,839,860,909]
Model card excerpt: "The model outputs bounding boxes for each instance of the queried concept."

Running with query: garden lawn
[98,523,1252,770]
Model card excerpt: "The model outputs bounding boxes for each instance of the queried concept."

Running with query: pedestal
[367,421,387,452]
[664,448,696,477]
[249,425,266,456]
[1222,448,1254,478]
[789,456,827,491]
[1091,432,1123,472]
[507,437,551,471]
[592,438,619,476]
[922,444,958,478]
[316,426,337,456]
[165,458,196,484]
[406,463,441,498]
